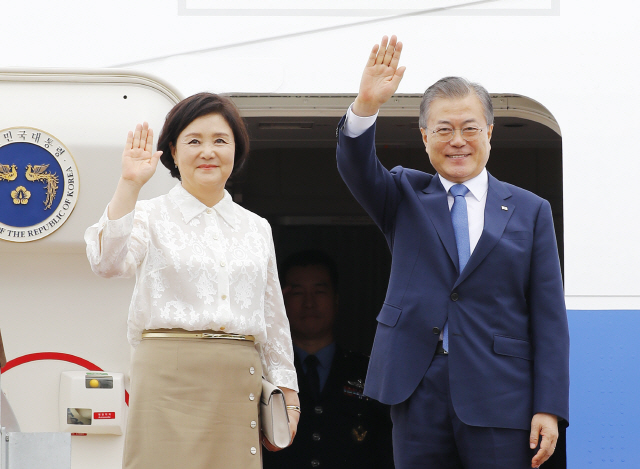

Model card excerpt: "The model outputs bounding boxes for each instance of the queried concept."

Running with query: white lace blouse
[85,183,298,390]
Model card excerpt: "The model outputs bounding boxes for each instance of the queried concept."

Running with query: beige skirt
[123,331,263,469]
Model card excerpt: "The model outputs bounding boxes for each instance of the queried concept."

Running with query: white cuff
[100,205,135,238]
[343,103,378,138]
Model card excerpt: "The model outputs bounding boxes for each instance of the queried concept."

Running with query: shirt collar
[168,183,238,228]
[294,342,336,371]
[438,167,488,201]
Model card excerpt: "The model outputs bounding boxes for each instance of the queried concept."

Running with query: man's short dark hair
[279,250,339,290]
[157,92,250,181]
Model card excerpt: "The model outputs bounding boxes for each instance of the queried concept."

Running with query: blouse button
[249,367,255,375]
[250,420,257,429]
[221,294,227,300]
[206,209,213,214]
[213,234,219,240]
[219,326,225,331]
[249,393,255,401]
[220,261,226,267]
[250,447,257,455]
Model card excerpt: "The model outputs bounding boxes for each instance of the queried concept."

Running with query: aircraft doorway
[231,94,563,354]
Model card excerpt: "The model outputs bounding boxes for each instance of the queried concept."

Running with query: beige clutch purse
[260,378,291,449]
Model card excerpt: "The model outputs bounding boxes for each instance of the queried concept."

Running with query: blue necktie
[443,184,470,353]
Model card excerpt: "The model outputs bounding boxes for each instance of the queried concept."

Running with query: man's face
[420,93,493,183]
[283,265,338,342]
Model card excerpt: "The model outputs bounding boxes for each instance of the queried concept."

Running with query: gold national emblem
[11,186,31,205]
[0,127,79,242]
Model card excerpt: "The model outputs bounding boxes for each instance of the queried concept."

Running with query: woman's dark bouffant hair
[157,92,250,181]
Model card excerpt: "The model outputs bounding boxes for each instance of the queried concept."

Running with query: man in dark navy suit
[263,250,394,469]
[335,36,569,469]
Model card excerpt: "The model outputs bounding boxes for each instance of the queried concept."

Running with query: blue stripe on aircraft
[567,309,640,467]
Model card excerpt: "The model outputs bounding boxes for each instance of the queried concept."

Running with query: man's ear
[486,124,494,141]
[420,128,429,150]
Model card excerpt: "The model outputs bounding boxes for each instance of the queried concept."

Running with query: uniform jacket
[336,118,570,430]
[263,346,394,469]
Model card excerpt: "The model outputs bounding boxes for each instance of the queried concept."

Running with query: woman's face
[171,113,235,201]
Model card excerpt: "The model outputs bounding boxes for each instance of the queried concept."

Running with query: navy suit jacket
[336,118,569,431]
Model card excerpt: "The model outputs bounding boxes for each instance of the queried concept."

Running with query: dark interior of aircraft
[231,108,563,354]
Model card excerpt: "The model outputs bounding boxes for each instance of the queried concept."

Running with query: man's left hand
[529,412,558,468]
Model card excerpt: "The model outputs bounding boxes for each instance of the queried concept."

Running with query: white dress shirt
[85,183,298,390]
[438,171,488,254]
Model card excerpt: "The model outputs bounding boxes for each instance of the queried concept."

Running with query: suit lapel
[454,174,514,288]
[419,175,459,271]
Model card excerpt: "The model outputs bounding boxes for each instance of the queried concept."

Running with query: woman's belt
[142,330,255,342]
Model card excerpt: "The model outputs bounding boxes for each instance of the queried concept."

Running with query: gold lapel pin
[501,206,508,211]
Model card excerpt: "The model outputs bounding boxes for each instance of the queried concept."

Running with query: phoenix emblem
[0,164,17,182]
[26,164,59,210]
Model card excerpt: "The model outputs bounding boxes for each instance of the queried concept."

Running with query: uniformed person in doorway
[263,250,394,469]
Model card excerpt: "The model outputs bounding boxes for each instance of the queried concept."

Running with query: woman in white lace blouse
[85,93,299,469]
